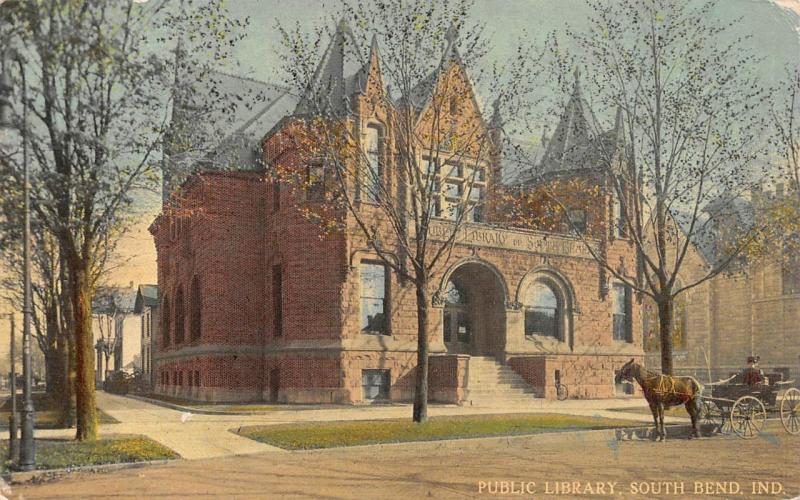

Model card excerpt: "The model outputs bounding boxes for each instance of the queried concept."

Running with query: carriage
[699,370,800,439]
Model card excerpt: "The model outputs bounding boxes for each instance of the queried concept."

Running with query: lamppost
[0,47,36,471]
[7,313,18,462]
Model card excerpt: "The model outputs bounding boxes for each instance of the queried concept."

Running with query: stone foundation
[508,354,643,399]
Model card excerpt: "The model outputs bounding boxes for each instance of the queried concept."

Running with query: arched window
[174,285,185,344]
[161,295,171,348]
[443,279,471,343]
[524,282,561,339]
[190,276,202,341]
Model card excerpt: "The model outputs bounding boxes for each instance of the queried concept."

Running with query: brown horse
[615,359,703,441]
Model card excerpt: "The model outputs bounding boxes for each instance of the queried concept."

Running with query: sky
[0,0,799,358]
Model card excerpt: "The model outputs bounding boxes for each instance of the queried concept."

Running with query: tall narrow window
[363,125,382,203]
[190,276,202,341]
[161,295,171,347]
[272,181,280,212]
[613,192,626,238]
[306,161,326,200]
[613,283,632,342]
[360,262,387,334]
[174,286,185,344]
[272,264,283,337]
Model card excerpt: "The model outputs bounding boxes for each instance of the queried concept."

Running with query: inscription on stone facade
[427,222,594,258]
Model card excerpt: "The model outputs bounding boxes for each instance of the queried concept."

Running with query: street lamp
[7,313,18,462]
[0,47,36,471]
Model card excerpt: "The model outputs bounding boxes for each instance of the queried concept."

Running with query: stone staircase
[464,356,537,406]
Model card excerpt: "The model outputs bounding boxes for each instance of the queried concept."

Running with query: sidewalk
[33,392,688,460]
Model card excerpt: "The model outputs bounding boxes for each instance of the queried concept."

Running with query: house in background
[134,284,159,390]
[92,283,142,384]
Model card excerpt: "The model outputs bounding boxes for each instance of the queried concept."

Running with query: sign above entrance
[427,221,596,259]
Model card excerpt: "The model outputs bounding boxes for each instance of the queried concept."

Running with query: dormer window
[568,209,587,234]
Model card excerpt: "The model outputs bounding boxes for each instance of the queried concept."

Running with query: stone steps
[465,356,537,406]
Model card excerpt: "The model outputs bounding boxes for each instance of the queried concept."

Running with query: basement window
[362,369,390,401]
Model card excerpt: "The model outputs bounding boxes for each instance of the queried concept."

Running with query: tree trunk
[57,265,75,428]
[44,302,61,395]
[72,263,97,441]
[658,298,674,376]
[412,273,430,423]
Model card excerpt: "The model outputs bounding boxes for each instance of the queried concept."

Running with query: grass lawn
[0,393,119,429]
[0,435,178,472]
[235,413,640,450]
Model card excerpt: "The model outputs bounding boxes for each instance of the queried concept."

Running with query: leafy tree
[0,0,245,440]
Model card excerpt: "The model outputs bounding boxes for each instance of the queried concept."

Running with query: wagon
[699,372,800,439]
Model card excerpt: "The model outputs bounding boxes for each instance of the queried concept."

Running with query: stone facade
[150,24,644,404]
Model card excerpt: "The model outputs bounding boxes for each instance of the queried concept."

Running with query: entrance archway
[440,261,507,357]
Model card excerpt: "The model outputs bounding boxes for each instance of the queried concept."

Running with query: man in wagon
[740,355,766,386]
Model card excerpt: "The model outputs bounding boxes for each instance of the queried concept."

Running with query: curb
[123,394,460,416]
[3,458,176,485]
[123,394,240,415]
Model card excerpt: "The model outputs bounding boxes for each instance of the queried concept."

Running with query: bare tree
[506,0,772,375]
[271,0,537,421]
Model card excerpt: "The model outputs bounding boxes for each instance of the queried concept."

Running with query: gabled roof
[294,20,369,116]
[180,71,297,169]
[397,24,465,112]
[162,69,298,201]
[134,284,159,313]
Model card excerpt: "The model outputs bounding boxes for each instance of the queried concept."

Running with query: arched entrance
[441,261,507,357]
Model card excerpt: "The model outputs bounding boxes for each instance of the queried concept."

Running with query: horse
[615,359,704,441]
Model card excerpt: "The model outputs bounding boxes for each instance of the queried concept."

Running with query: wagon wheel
[730,395,766,439]
[780,388,800,435]
[700,400,724,431]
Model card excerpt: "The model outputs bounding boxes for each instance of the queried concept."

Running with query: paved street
[32,392,680,460]
[10,421,798,499]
